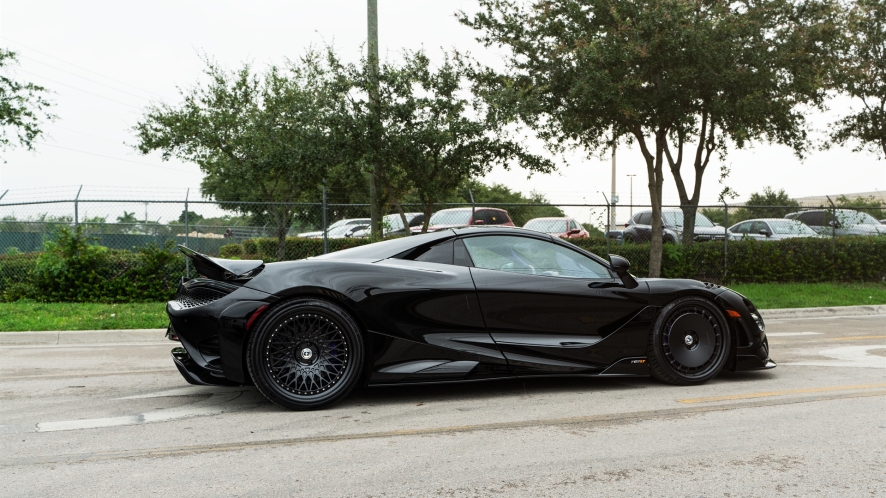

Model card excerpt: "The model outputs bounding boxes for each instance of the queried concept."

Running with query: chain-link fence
[1,187,884,301]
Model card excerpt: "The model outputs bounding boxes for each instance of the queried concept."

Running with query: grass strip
[0,302,167,332]
[0,282,884,332]
[728,282,886,309]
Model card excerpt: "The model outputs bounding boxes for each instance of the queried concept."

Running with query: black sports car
[168,227,774,410]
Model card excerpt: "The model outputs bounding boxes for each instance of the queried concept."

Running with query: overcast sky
[1,0,883,207]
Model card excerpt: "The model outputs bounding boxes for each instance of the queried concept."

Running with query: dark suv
[623,209,727,243]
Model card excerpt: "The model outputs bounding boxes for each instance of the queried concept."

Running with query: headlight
[749,312,765,333]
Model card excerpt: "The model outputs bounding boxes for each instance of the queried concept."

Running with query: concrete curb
[0,329,166,345]
[761,304,886,320]
[0,304,884,345]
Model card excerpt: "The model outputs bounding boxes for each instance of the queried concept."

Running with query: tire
[647,296,731,386]
[246,298,364,410]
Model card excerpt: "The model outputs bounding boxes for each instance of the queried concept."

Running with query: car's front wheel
[647,297,731,385]
[246,298,364,410]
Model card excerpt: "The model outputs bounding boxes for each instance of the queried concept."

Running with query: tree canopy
[830,0,886,158]
[133,51,346,259]
[0,48,54,160]
[459,0,841,275]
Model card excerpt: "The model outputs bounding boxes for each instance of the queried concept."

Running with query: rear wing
[177,245,264,281]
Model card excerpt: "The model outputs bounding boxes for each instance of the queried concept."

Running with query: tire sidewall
[247,298,364,410]
[648,296,731,385]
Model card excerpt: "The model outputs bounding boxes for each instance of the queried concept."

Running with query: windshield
[429,209,472,226]
[328,223,366,237]
[661,211,715,228]
[836,210,881,226]
[524,219,568,233]
[769,220,817,235]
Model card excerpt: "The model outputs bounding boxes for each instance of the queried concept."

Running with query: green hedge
[1,228,185,303]
[3,231,884,303]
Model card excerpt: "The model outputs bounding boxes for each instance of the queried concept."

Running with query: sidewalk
[1,305,884,345]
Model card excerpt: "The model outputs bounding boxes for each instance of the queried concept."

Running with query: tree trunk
[680,203,698,246]
[393,199,410,236]
[272,206,293,261]
[421,200,434,233]
[634,126,667,278]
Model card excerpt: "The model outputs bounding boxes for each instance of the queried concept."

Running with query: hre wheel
[647,296,731,385]
[246,298,364,410]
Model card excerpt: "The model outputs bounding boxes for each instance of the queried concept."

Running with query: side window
[413,240,454,265]
[461,235,610,279]
[733,222,750,234]
[750,221,768,233]
[637,212,652,225]
[569,220,579,231]
[798,212,822,226]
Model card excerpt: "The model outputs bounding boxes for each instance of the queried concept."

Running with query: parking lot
[1,313,884,497]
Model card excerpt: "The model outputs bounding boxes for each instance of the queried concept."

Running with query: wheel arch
[237,286,374,387]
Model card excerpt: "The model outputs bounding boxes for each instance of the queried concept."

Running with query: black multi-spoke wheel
[647,297,731,385]
[247,299,364,410]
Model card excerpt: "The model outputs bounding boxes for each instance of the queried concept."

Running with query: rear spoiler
[177,245,264,281]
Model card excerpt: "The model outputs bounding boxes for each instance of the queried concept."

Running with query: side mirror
[473,220,485,225]
[759,229,771,237]
[608,255,639,289]
[568,229,581,235]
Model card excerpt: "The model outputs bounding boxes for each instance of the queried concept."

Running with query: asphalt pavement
[1,311,884,497]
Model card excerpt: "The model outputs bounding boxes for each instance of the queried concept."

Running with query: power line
[19,55,159,102]
[36,142,200,174]
[1,36,175,100]
[15,68,143,110]
[47,125,130,144]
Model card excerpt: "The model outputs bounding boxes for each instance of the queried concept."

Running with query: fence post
[0,190,7,201]
[185,188,190,278]
[322,180,328,254]
[74,185,83,229]
[601,192,611,256]
[468,188,476,223]
[723,201,728,282]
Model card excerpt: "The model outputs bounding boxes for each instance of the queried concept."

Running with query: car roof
[433,207,507,212]
[525,217,569,221]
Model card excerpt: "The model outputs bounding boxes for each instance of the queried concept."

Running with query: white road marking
[783,345,886,369]
[36,389,265,432]
[766,332,824,337]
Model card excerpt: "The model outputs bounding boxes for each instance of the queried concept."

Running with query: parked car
[298,218,371,239]
[623,209,727,243]
[728,218,819,240]
[785,209,886,237]
[415,207,514,233]
[523,217,589,238]
[351,213,425,238]
[173,230,774,410]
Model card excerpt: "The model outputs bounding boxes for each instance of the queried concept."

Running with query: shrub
[220,243,244,258]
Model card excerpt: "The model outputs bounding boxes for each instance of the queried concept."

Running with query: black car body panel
[167,227,774,389]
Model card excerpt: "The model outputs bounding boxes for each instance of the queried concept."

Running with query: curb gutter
[0,305,884,345]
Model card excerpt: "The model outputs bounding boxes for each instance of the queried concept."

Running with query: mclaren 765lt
[167,227,775,410]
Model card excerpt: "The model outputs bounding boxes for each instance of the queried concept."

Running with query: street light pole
[610,142,617,230]
[626,174,636,219]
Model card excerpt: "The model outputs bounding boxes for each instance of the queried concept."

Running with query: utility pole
[626,174,636,219]
[610,141,618,230]
[367,0,382,241]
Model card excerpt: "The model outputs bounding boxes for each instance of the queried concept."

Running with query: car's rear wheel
[246,298,364,410]
[647,296,730,385]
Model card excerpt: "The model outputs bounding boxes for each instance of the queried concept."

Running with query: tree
[835,194,886,219]
[0,49,55,159]
[335,50,554,233]
[455,181,565,226]
[177,210,204,224]
[460,0,840,276]
[134,51,345,260]
[703,186,800,225]
[830,0,886,158]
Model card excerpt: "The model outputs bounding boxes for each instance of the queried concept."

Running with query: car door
[460,233,649,374]
[369,238,510,383]
[749,221,770,240]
